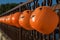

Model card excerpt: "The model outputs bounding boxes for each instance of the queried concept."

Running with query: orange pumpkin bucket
[30,6,59,34]
[19,10,33,30]
[5,14,13,25]
[11,12,21,28]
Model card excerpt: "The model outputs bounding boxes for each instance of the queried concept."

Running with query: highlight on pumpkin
[5,14,13,25]
[30,6,59,35]
[19,10,33,30]
[0,16,7,23]
[11,12,22,28]
[0,12,22,28]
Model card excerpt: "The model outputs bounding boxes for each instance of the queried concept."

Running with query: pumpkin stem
[27,11,29,13]
[39,8,42,10]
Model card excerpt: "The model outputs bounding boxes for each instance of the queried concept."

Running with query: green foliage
[0,3,18,14]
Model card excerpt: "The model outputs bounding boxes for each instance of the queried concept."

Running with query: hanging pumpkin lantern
[19,10,33,30]
[30,6,59,34]
[11,12,21,28]
[5,14,13,25]
[0,16,7,23]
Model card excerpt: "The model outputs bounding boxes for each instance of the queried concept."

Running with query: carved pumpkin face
[5,14,13,25]
[19,10,33,30]
[30,6,59,34]
[11,12,21,27]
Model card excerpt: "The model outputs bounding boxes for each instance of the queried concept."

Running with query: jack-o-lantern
[19,10,33,30]
[5,14,13,25]
[11,12,21,27]
[30,6,59,34]
[0,16,7,23]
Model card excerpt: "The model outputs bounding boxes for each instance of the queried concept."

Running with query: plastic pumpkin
[0,16,7,23]
[30,6,59,34]
[5,14,13,25]
[11,12,21,27]
[19,10,33,30]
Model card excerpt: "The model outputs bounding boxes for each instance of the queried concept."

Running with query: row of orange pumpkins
[0,6,59,35]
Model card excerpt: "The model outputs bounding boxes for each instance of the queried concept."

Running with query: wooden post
[47,0,52,6]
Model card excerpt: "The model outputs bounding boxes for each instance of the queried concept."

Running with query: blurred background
[0,0,57,14]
